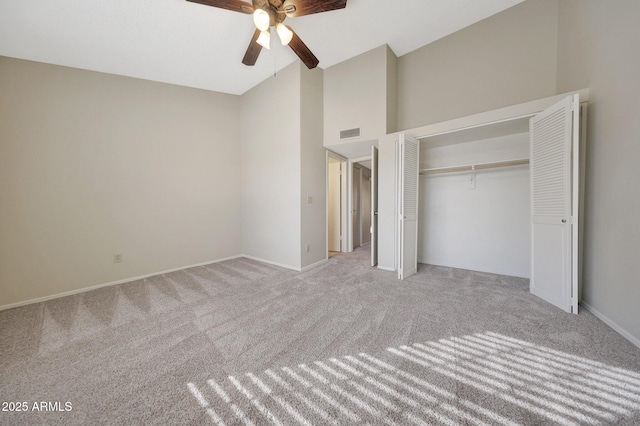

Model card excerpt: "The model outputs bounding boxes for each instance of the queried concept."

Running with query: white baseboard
[581,300,640,349]
[241,255,300,272]
[0,255,243,312]
[301,258,327,272]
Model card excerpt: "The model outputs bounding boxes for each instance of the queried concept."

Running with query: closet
[419,117,531,279]
[378,90,587,313]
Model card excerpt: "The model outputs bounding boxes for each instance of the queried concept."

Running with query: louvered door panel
[529,94,577,313]
[531,107,570,217]
[397,133,420,280]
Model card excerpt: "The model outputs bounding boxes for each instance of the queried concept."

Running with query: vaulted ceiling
[0,0,525,95]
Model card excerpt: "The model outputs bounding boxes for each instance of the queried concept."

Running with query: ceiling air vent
[340,127,361,139]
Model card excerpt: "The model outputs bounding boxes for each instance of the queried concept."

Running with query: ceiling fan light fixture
[257,29,271,50]
[276,23,293,46]
[253,9,270,31]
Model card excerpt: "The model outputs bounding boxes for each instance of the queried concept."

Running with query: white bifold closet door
[530,94,580,314]
[397,133,420,280]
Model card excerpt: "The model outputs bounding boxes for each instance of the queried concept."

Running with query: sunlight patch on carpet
[187,332,640,425]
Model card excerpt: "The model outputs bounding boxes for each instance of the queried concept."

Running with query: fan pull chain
[273,47,277,77]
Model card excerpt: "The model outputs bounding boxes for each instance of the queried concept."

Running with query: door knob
[562,219,567,223]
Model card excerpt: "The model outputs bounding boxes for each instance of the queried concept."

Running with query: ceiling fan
[186,0,347,69]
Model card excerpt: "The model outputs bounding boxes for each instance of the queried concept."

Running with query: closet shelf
[420,158,529,175]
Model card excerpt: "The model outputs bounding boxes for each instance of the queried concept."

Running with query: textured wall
[556,0,640,345]
[300,65,327,268]
[0,57,242,307]
[397,0,559,130]
[240,63,302,269]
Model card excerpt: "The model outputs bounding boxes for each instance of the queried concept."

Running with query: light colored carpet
[1,246,639,425]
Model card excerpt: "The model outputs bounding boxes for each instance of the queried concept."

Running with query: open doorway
[326,145,378,266]
[327,151,347,259]
[347,154,377,267]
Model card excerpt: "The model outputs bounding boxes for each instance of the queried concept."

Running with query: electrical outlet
[307,196,313,204]
[306,244,310,253]
[113,254,123,263]
[467,172,476,190]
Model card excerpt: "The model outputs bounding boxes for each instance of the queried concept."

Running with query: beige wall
[324,45,395,147]
[0,57,241,307]
[300,66,326,268]
[240,62,302,269]
[240,62,327,270]
[386,46,398,134]
[397,0,559,130]
[557,0,640,344]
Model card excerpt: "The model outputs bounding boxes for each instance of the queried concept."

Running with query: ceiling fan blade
[288,28,319,69]
[281,0,346,18]
[186,0,254,14]
[242,29,263,66]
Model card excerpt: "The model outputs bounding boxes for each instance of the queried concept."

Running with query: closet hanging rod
[420,158,529,175]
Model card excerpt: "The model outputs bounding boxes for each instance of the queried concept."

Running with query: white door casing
[328,159,341,252]
[397,133,420,280]
[371,145,379,267]
[352,165,361,249]
[361,167,372,245]
[529,94,580,313]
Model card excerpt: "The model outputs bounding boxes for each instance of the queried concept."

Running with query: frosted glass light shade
[257,30,271,49]
[276,23,293,45]
[253,9,270,31]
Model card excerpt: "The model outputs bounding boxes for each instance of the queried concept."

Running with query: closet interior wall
[418,118,531,277]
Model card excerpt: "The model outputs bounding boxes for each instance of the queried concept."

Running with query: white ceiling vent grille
[340,127,361,139]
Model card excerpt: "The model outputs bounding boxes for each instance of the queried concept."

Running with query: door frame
[371,145,379,267]
[348,155,372,252]
[326,151,348,256]
[352,164,362,249]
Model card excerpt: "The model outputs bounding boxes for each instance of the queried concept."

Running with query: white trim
[301,259,328,272]
[0,255,243,312]
[407,89,590,141]
[241,255,300,272]
[326,150,348,254]
[347,159,354,252]
[581,301,640,349]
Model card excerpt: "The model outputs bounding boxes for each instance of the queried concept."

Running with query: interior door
[530,94,580,313]
[371,146,379,266]
[328,158,341,252]
[397,133,420,280]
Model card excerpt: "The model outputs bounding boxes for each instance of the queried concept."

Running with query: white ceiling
[0,0,524,95]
